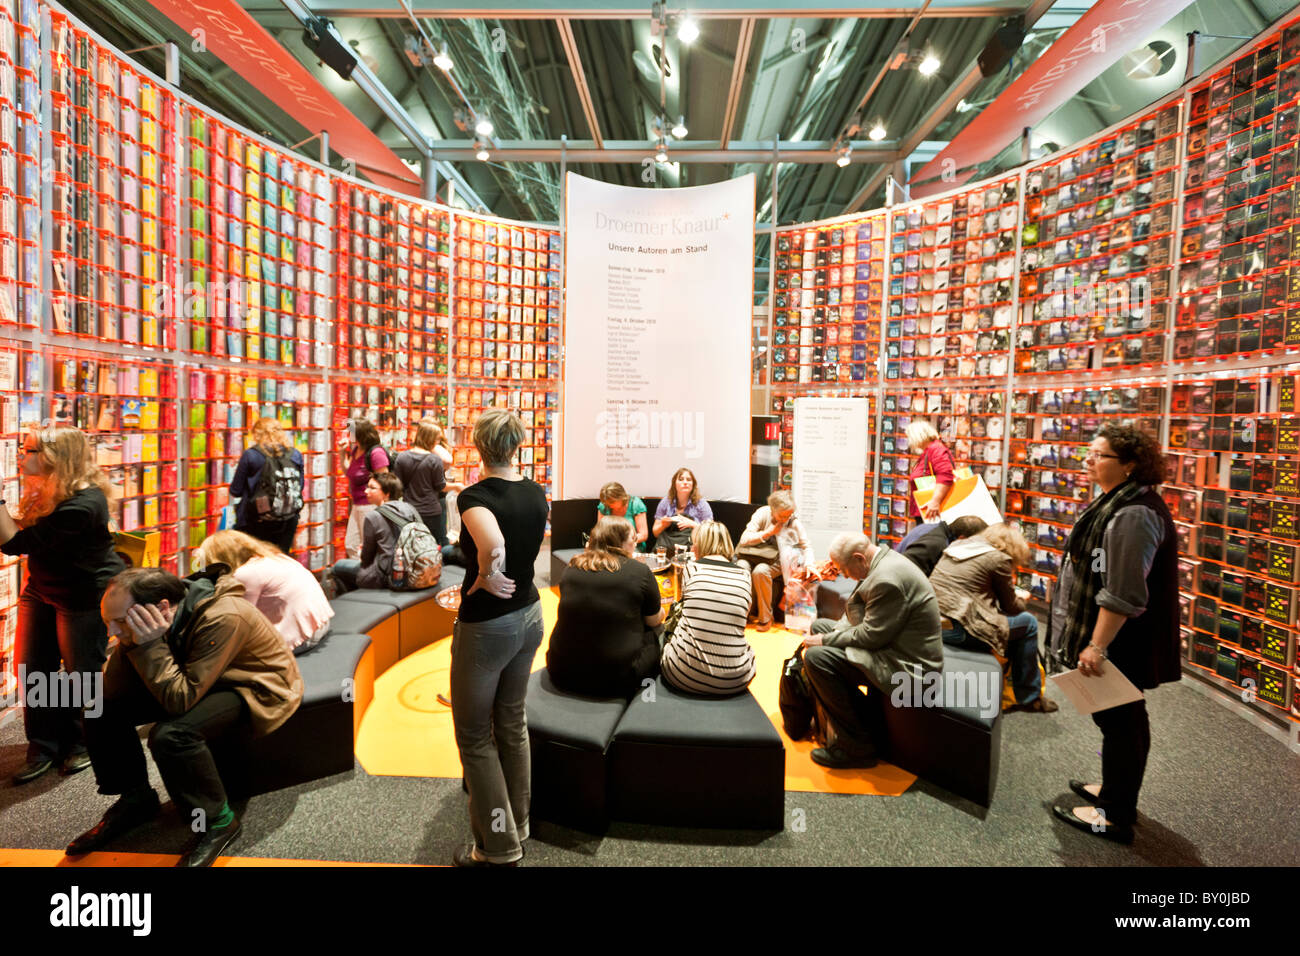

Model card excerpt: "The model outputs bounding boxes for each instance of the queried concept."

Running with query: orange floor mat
[355,587,915,797]
[0,848,426,867]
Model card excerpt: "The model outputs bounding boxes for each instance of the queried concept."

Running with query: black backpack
[779,649,816,740]
[250,447,304,523]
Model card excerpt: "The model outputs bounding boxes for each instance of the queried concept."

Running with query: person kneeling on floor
[67,566,303,867]
[801,532,942,769]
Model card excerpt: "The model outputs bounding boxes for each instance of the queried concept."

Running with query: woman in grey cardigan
[929,523,1057,713]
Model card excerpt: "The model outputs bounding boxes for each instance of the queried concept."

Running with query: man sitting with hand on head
[68,566,302,867]
[801,532,942,769]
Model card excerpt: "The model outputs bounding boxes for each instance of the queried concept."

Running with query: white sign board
[561,172,754,501]
[792,398,869,561]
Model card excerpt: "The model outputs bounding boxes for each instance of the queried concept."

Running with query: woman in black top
[0,426,125,784]
[547,515,666,699]
[392,420,448,546]
[228,417,306,553]
[449,409,549,868]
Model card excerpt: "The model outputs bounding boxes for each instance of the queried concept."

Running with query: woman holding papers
[1047,424,1179,844]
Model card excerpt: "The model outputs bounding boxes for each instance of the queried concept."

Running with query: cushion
[327,598,400,635]
[552,548,583,570]
[932,646,1004,730]
[293,632,372,707]
[612,676,781,749]
[336,588,438,611]
[526,670,628,752]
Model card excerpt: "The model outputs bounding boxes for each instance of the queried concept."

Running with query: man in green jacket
[802,532,942,768]
[66,566,303,867]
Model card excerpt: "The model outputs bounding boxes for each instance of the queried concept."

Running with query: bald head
[829,532,876,580]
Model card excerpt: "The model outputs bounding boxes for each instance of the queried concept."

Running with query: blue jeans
[449,600,545,864]
[942,611,1042,704]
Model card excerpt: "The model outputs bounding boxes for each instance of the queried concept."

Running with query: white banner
[792,398,869,561]
[561,172,754,501]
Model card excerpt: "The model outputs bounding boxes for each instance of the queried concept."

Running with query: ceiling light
[474,138,490,161]
[956,99,972,113]
[433,44,453,71]
[918,53,940,76]
[671,115,688,139]
[868,123,886,141]
[474,116,494,137]
[677,17,699,44]
[654,138,668,163]
[836,145,851,168]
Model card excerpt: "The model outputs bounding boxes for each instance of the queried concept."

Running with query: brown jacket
[124,574,303,736]
[928,537,1024,657]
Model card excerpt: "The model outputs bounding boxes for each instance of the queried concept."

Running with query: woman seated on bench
[660,521,755,697]
[596,481,649,553]
[547,515,665,698]
[196,530,333,654]
[330,472,421,594]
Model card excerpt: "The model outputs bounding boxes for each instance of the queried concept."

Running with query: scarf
[165,565,226,654]
[1051,479,1145,670]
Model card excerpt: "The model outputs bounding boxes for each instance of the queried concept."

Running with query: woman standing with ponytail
[0,426,125,784]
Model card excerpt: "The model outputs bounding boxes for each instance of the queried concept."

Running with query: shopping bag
[913,466,1002,526]
[783,577,818,634]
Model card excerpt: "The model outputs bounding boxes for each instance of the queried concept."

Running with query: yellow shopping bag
[913,466,1003,526]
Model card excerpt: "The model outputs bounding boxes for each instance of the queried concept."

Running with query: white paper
[1049,666,1143,715]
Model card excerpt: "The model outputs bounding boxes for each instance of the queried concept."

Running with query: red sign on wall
[910,0,1198,195]
[142,0,419,194]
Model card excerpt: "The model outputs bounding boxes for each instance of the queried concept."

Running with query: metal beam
[269,1,1032,18]
[556,18,604,148]
[428,145,902,162]
[720,18,757,148]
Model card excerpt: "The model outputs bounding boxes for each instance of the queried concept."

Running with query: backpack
[779,649,816,740]
[250,447,304,523]
[377,503,442,590]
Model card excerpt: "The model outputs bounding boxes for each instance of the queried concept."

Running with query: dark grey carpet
[2,543,1296,866]
[1,671,1296,867]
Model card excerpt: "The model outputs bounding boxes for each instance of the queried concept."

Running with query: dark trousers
[1091,698,1150,826]
[801,644,887,758]
[242,518,298,554]
[423,511,449,548]
[331,559,361,593]
[17,591,109,761]
[86,658,247,819]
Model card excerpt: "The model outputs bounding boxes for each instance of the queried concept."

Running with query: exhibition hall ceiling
[64,0,1296,224]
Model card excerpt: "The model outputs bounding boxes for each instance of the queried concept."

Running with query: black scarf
[1052,479,1144,669]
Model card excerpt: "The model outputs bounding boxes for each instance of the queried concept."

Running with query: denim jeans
[331,559,361,593]
[17,591,110,762]
[942,611,1042,704]
[449,600,545,864]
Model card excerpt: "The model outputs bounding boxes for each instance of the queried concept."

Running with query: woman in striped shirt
[661,521,756,697]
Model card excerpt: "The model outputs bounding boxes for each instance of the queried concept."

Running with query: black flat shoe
[1069,779,1101,805]
[1051,804,1134,844]
[810,745,878,769]
[66,790,161,856]
[178,818,241,867]
[61,752,93,776]
[452,844,520,867]
[12,757,54,785]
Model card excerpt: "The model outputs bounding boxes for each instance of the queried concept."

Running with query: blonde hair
[473,408,524,467]
[906,419,940,448]
[250,417,288,455]
[981,523,1030,567]
[18,426,115,527]
[570,515,633,573]
[766,489,794,513]
[196,530,283,570]
[599,481,629,506]
[413,419,443,451]
[691,521,734,560]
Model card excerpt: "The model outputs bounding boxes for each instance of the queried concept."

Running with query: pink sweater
[233,555,334,651]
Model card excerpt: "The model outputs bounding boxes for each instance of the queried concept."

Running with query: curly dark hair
[1096,422,1165,485]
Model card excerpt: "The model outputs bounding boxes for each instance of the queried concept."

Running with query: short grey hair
[829,532,872,565]
[767,489,795,513]
[473,408,525,468]
[906,419,939,448]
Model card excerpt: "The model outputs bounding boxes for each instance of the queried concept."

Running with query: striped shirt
[661,556,756,696]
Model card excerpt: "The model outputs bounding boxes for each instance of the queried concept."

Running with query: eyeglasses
[1085,451,1120,462]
